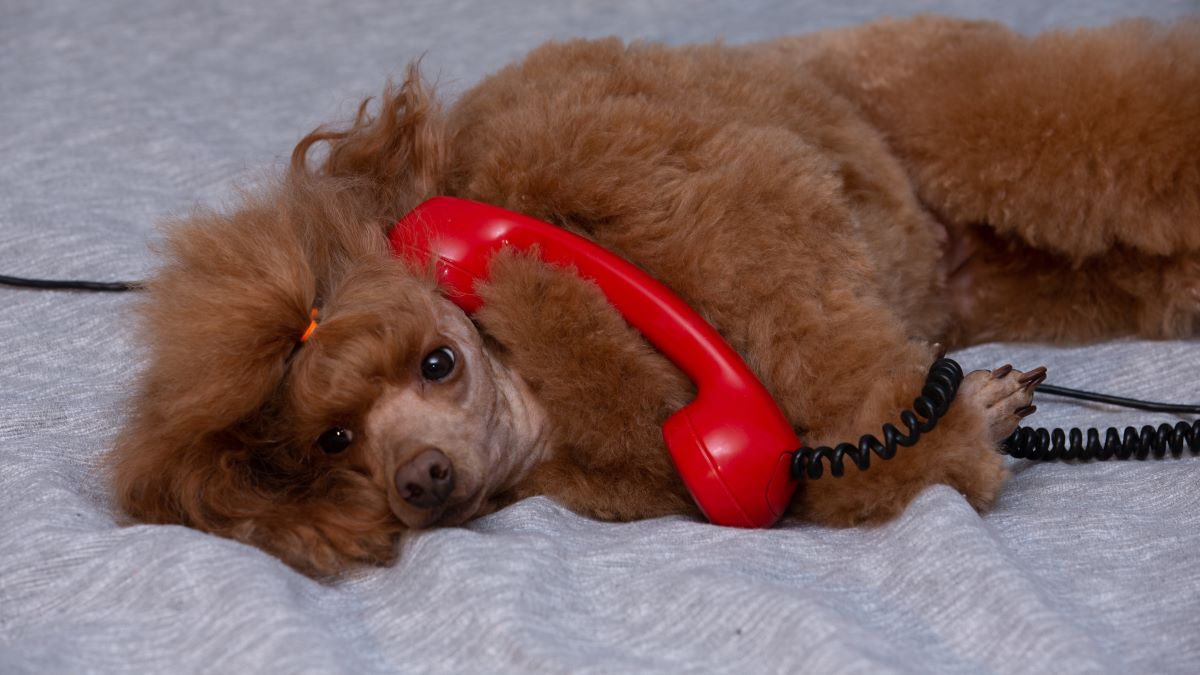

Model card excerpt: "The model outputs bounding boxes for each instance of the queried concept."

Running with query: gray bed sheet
[2,1,1198,672]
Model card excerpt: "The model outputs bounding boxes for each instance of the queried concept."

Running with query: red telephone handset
[390,197,801,528]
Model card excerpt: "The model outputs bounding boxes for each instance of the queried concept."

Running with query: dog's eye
[420,346,456,381]
[317,427,354,454]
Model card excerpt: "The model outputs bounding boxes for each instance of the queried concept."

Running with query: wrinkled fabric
[1,1,1198,672]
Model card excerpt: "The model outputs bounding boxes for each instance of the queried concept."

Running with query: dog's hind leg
[938,223,1200,345]
[793,16,1200,344]
[799,15,1200,263]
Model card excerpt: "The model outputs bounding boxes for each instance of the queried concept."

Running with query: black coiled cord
[790,357,1200,479]
[790,358,964,479]
[1003,422,1200,461]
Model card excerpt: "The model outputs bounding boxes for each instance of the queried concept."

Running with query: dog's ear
[108,202,306,548]
[291,62,446,215]
[108,199,398,576]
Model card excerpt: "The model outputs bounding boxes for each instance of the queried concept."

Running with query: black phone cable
[791,358,1200,480]
[0,274,141,292]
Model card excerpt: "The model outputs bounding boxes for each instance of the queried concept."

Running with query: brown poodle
[108,16,1200,576]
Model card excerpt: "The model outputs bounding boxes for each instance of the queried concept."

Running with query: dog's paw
[956,364,1045,445]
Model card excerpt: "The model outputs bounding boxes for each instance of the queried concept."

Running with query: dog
[108,15,1200,576]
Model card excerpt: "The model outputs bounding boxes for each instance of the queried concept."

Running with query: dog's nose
[395,448,456,508]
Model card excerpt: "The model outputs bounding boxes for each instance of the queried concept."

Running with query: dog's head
[109,69,548,576]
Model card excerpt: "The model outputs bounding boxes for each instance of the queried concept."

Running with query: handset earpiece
[390,197,801,527]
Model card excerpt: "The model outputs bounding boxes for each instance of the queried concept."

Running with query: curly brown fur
[110,16,1200,576]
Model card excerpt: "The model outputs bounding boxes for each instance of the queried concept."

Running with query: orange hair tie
[299,308,319,343]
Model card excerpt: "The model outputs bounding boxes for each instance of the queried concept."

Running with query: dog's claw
[1018,366,1047,386]
[959,365,1044,445]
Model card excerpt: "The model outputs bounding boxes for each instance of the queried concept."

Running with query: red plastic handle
[390,197,800,527]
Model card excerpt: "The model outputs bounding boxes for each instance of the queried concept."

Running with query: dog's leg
[938,224,1200,345]
[696,260,1032,525]
[797,15,1200,263]
[476,249,703,521]
[788,347,1036,526]
[789,16,1200,344]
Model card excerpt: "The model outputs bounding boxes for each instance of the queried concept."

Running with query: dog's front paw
[956,365,1045,445]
